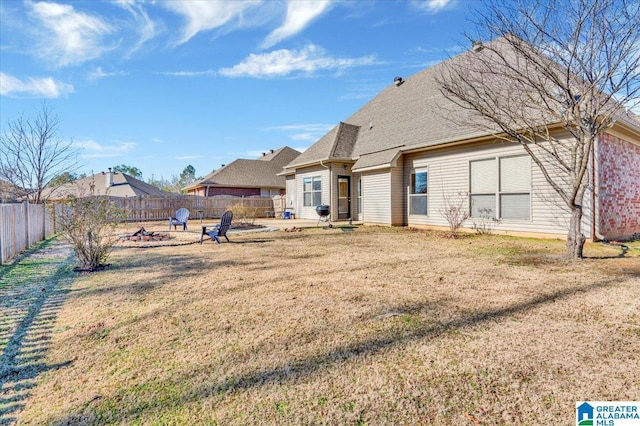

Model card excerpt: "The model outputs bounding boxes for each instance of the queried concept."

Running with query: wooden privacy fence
[0,202,57,265]
[49,195,286,223]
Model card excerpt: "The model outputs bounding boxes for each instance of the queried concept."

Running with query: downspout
[590,136,598,242]
[320,160,332,220]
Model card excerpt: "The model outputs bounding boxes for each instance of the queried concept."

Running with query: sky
[0,0,483,182]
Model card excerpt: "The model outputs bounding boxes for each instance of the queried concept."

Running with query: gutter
[320,160,332,221]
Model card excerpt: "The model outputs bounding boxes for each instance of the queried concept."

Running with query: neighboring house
[0,179,21,203]
[45,169,173,199]
[184,146,301,197]
[284,43,640,240]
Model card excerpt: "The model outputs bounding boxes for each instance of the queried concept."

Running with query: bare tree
[0,104,79,203]
[436,0,640,258]
[438,190,470,238]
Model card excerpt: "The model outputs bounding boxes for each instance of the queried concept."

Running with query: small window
[303,176,322,207]
[409,168,428,215]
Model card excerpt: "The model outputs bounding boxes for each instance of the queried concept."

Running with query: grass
[5,224,640,424]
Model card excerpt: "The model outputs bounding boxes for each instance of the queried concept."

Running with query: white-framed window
[303,176,322,207]
[470,155,531,220]
[409,168,428,215]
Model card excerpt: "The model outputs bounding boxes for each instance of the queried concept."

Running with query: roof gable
[188,146,301,189]
[46,172,172,199]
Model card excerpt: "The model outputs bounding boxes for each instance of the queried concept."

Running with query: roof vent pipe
[106,167,113,188]
[472,40,484,52]
[394,76,404,86]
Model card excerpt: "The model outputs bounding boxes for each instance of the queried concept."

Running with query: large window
[409,168,428,215]
[303,176,322,207]
[470,155,531,220]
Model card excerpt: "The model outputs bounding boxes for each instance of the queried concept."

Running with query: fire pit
[119,227,171,242]
[315,205,332,228]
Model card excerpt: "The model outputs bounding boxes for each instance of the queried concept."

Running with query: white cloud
[158,70,217,77]
[290,132,318,141]
[87,67,127,81]
[28,1,115,67]
[162,0,261,46]
[0,72,74,98]
[262,123,334,142]
[74,140,136,159]
[219,44,376,78]
[114,0,158,57]
[411,0,455,13]
[261,0,332,49]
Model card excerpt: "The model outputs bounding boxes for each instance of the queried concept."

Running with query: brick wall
[597,133,640,240]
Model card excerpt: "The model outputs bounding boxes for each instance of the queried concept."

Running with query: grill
[315,205,332,228]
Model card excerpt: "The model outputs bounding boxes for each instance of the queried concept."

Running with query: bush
[438,191,470,238]
[56,196,126,271]
[226,203,259,225]
[472,208,501,235]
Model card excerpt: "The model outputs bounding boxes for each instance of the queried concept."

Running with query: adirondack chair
[168,208,190,231]
[201,210,233,244]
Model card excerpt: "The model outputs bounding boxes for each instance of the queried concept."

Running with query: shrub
[56,195,127,271]
[438,191,470,238]
[226,202,259,225]
[472,208,501,235]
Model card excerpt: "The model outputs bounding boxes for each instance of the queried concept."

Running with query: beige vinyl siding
[390,159,405,225]
[404,139,584,236]
[295,166,331,220]
[362,170,392,225]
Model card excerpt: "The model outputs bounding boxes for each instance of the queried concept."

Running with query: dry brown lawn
[9,224,640,424]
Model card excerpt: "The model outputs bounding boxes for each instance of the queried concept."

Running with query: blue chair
[201,210,233,244]
[169,208,190,231]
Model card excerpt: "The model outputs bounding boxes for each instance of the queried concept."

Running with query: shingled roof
[285,46,487,171]
[185,146,300,190]
[0,179,21,202]
[286,36,640,172]
[45,171,173,199]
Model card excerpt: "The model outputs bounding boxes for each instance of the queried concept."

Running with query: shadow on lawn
[63,251,262,301]
[50,276,620,424]
[0,240,75,426]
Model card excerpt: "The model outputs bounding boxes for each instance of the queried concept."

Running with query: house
[284,41,640,241]
[184,146,300,197]
[45,169,173,199]
[0,179,21,203]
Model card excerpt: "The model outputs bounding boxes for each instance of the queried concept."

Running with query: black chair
[201,210,233,244]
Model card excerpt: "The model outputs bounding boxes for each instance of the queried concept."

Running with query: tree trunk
[567,205,586,259]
